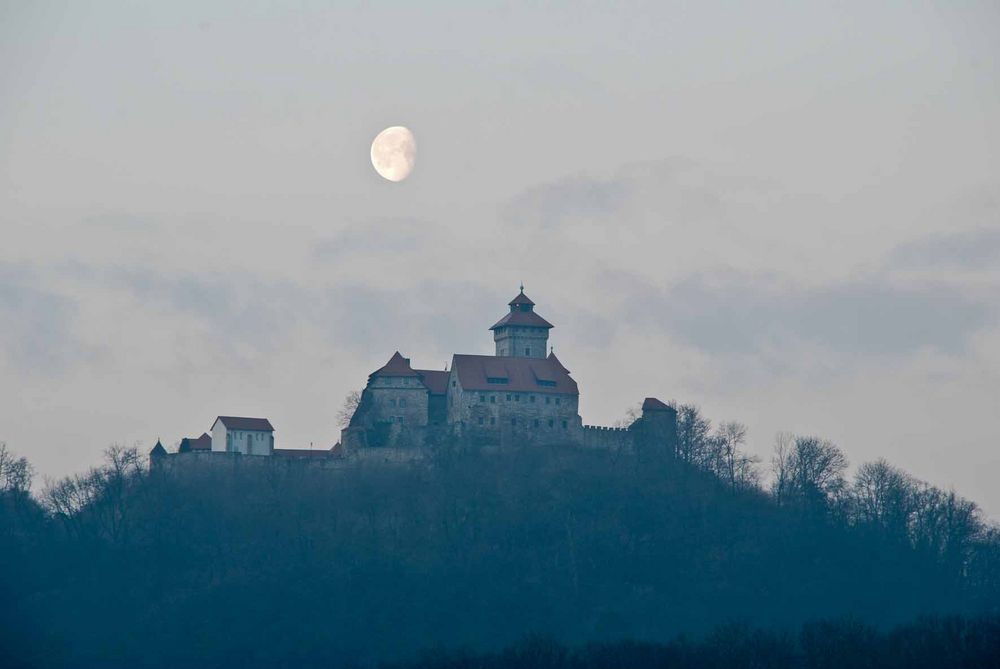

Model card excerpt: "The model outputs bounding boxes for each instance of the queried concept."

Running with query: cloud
[312,218,440,261]
[500,173,631,229]
[613,270,994,360]
[889,227,1000,271]
[0,262,86,374]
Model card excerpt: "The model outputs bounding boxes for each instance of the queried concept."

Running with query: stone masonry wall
[581,425,634,452]
[448,375,582,445]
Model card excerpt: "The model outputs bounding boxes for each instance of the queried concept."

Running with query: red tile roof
[547,352,570,374]
[179,432,212,452]
[214,416,274,431]
[642,397,674,412]
[370,351,420,377]
[415,369,449,395]
[272,448,335,458]
[451,354,578,395]
[489,309,554,330]
[508,290,535,306]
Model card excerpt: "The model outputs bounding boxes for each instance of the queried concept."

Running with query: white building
[211,416,275,455]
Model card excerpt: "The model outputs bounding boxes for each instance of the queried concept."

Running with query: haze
[1,3,999,514]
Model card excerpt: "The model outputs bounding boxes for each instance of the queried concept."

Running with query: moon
[370,126,416,182]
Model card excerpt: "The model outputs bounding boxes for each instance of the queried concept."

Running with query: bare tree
[0,442,33,495]
[337,390,363,428]
[851,459,917,539]
[612,403,642,429]
[714,421,759,491]
[42,444,144,544]
[770,432,796,505]
[771,434,847,510]
[674,404,712,466]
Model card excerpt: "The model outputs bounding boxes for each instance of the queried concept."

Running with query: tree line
[0,399,998,667]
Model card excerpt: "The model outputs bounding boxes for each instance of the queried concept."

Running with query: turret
[489,286,553,359]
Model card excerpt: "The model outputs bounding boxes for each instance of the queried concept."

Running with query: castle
[151,287,677,467]
[339,287,677,454]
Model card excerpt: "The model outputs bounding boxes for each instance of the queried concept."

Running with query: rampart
[581,424,634,451]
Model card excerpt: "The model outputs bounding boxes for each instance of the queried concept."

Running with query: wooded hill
[1,407,998,667]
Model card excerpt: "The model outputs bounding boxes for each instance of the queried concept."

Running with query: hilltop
[1,428,998,667]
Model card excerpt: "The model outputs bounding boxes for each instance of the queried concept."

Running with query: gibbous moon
[370,126,416,182]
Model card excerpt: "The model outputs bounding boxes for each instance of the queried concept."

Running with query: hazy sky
[2,2,999,514]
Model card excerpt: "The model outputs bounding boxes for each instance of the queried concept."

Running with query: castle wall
[493,325,548,358]
[581,425,633,451]
[366,376,429,427]
[448,373,582,445]
[154,450,347,472]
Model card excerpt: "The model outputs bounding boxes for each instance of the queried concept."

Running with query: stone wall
[581,425,634,452]
[493,325,549,358]
[152,450,347,472]
[448,377,582,446]
[366,376,429,427]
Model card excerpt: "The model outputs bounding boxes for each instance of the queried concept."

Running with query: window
[399,399,406,408]
[511,418,517,426]
[490,417,496,425]
[562,420,568,429]
[548,419,554,428]
[506,394,511,401]
[452,380,456,387]
[487,377,507,384]
[479,394,486,403]
[490,396,496,404]
[525,347,531,356]
[529,395,535,403]
[389,399,397,407]
[533,419,539,428]
[556,398,561,405]
[478,417,484,425]
[514,394,520,402]
[545,397,550,405]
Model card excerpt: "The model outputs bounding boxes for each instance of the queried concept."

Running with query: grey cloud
[312,218,438,261]
[95,265,501,365]
[614,271,993,358]
[0,263,85,374]
[890,228,1000,270]
[501,174,630,229]
[500,158,780,232]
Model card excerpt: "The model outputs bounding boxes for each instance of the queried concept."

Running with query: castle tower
[489,286,553,358]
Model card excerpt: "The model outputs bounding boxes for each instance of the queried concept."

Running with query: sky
[1,2,999,514]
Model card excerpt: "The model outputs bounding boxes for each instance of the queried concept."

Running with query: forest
[1,404,998,667]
